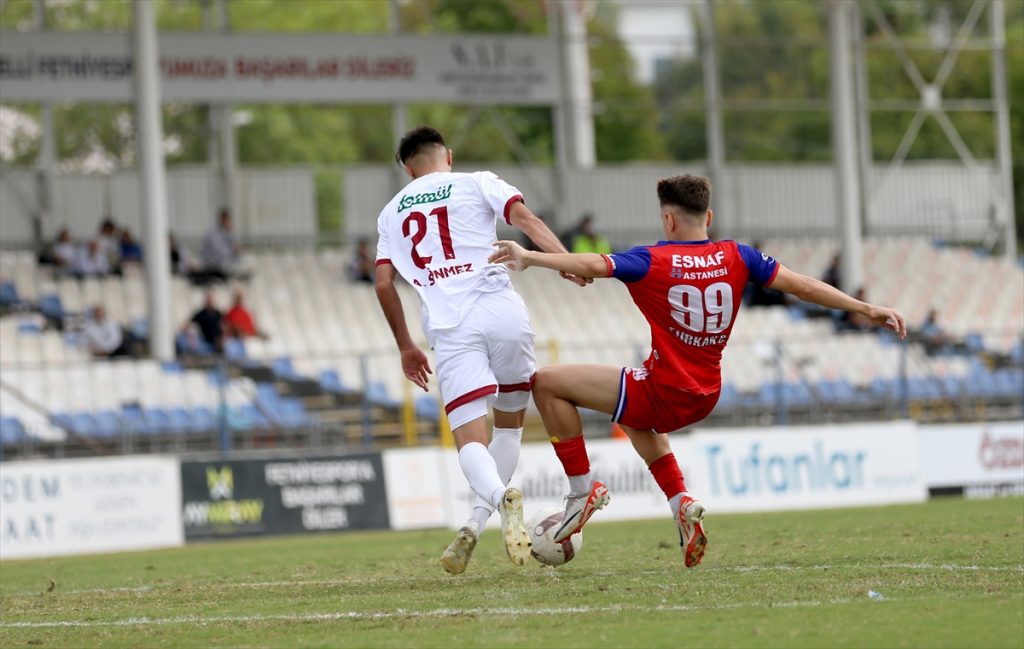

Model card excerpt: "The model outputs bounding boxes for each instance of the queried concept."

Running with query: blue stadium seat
[238,405,271,430]
[276,398,313,427]
[319,369,355,395]
[716,383,740,409]
[38,294,65,321]
[366,381,400,408]
[191,407,217,432]
[0,281,19,307]
[94,410,122,438]
[224,338,247,360]
[141,408,171,435]
[272,357,300,380]
[415,395,440,421]
[167,408,193,433]
[161,360,184,374]
[70,413,100,437]
[0,417,25,445]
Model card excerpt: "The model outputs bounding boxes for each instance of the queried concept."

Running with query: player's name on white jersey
[398,184,453,212]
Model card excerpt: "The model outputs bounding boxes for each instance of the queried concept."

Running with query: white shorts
[432,289,536,430]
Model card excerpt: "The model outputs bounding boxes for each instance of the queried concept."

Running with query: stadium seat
[414,395,440,421]
[366,381,400,409]
[0,417,25,445]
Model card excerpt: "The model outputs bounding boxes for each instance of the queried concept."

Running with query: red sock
[648,453,686,500]
[551,436,590,476]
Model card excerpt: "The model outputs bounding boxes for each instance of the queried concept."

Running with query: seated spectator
[567,214,611,254]
[73,240,110,277]
[199,208,241,282]
[347,238,374,283]
[119,229,142,263]
[50,228,77,272]
[920,308,952,355]
[184,291,224,352]
[169,233,194,275]
[822,253,841,288]
[224,290,267,339]
[97,218,122,273]
[82,306,131,358]
[837,287,874,332]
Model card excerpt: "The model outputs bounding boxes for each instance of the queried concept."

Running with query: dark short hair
[396,126,446,165]
[657,174,712,215]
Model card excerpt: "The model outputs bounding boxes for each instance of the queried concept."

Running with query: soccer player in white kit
[374,127,584,574]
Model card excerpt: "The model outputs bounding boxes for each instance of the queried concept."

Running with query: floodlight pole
[34,0,54,249]
[828,0,865,294]
[990,0,1017,258]
[390,0,407,191]
[561,1,596,168]
[701,0,730,239]
[214,0,238,234]
[548,0,569,224]
[132,0,173,361]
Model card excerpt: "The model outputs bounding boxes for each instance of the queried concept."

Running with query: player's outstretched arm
[506,202,590,286]
[489,240,610,279]
[768,265,907,339]
[374,263,432,391]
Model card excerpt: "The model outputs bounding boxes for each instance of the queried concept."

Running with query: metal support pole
[390,0,408,189]
[828,0,865,294]
[548,0,568,225]
[34,0,54,248]
[132,0,173,361]
[701,0,729,238]
[990,0,1017,258]
[215,0,237,228]
[852,0,874,238]
[560,1,596,168]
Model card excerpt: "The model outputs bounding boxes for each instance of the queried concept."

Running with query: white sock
[568,472,593,496]
[458,442,506,510]
[668,492,684,519]
[468,427,523,535]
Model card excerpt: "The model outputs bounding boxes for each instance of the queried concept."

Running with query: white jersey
[376,171,524,334]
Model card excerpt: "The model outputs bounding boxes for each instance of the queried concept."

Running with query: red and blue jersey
[602,239,779,394]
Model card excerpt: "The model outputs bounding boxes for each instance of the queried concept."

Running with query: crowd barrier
[1,421,1021,559]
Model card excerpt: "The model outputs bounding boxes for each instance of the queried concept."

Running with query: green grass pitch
[1,497,1021,648]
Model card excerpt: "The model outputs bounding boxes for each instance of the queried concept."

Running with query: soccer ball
[527,506,583,566]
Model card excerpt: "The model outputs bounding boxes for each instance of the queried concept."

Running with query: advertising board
[0,455,183,560]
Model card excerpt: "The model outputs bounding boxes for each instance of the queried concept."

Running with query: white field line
[0,598,873,629]
[5,562,1020,598]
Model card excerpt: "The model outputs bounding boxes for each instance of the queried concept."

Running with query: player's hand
[401,346,432,391]
[559,271,591,287]
[866,305,906,340]
[489,240,531,271]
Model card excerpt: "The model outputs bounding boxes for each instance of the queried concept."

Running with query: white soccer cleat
[439,526,479,575]
[552,480,610,543]
[677,494,708,568]
[498,487,531,566]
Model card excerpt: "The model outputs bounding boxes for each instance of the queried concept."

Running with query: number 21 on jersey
[668,281,734,334]
[402,206,455,269]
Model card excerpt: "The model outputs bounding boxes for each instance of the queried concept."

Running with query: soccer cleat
[677,494,707,568]
[552,480,611,543]
[439,526,479,575]
[498,487,532,566]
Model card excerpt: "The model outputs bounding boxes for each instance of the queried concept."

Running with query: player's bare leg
[621,425,707,568]
[533,365,621,541]
[450,414,530,567]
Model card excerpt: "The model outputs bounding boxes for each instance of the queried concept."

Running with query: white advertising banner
[431,422,927,529]
[0,32,561,105]
[686,422,928,512]
[0,455,183,560]
[918,422,1024,497]
[382,447,449,531]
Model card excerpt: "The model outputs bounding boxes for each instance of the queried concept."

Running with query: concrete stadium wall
[0,166,317,248]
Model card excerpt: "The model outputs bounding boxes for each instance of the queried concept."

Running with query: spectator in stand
[97,218,122,273]
[169,233,193,275]
[50,228,77,272]
[822,253,841,288]
[347,238,374,283]
[82,305,131,358]
[200,208,241,282]
[73,239,110,277]
[920,308,952,355]
[837,287,874,332]
[566,213,612,254]
[224,290,267,339]
[184,291,224,352]
[119,229,142,264]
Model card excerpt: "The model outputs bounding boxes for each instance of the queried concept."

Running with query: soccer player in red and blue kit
[489,174,906,568]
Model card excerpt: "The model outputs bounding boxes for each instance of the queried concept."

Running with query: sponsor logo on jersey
[398,184,452,211]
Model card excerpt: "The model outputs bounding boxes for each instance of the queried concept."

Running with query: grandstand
[1,233,1021,458]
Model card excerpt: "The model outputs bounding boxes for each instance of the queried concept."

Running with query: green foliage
[0,498,1021,647]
